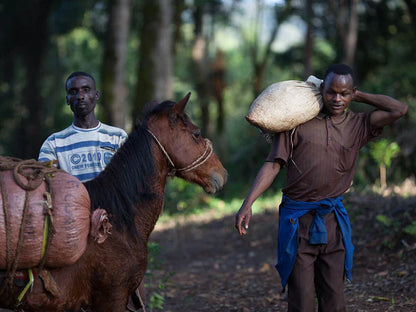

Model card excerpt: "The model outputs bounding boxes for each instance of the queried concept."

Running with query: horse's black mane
[83,100,177,233]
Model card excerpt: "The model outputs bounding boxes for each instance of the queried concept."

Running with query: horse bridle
[146,129,213,175]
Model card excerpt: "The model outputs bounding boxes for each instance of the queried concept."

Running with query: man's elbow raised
[390,102,409,120]
[393,102,409,119]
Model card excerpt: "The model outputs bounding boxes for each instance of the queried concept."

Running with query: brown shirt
[266,111,378,201]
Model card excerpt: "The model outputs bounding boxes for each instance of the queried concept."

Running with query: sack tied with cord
[246,75,324,133]
[0,156,91,270]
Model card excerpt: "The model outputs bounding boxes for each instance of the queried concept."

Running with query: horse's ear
[174,92,191,114]
[90,209,112,244]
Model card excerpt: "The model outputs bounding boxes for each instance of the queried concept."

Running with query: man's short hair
[65,71,96,91]
[324,64,357,86]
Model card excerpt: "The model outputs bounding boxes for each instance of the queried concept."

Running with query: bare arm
[352,90,408,129]
[235,161,281,235]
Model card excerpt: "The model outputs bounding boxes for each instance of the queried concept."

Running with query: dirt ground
[148,194,416,312]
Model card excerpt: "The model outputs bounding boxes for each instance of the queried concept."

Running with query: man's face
[321,72,355,116]
[66,76,99,117]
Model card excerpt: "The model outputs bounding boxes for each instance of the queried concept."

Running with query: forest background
[0,0,415,214]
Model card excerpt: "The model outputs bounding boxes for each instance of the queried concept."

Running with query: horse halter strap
[146,129,213,175]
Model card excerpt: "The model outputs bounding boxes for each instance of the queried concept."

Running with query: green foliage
[146,242,174,311]
[1,0,416,191]
[369,139,400,168]
[376,213,401,230]
[381,239,395,250]
[403,221,416,238]
[376,214,392,227]
[49,0,93,35]
[376,214,398,250]
[147,242,163,271]
[375,212,416,250]
[164,178,211,215]
[368,138,401,188]
[149,292,165,310]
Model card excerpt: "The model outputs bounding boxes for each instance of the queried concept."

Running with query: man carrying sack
[235,64,408,311]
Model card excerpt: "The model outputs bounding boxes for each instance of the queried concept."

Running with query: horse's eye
[193,130,201,139]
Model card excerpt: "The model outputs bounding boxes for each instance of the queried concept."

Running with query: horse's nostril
[210,170,227,193]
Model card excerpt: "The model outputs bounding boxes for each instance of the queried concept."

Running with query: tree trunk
[212,50,226,135]
[344,0,358,66]
[192,2,211,136]
[20,0,54,158]
[328,0,359,66]
[212,49,227,160]
[380,163,387,190]
[251,0,291,97]
[133,0,173,119]
[172,0,186,56]
[303,0,314,78]
[404,0,416,44]
[404,0,416,27]
[101,0,131,129]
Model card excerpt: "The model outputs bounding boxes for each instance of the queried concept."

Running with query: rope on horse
[0,157,58,191]
[0,156,62,303]
[146,129,214,175]
[177,140,213,173]
[0,171,13,296]
[38,175,55,271]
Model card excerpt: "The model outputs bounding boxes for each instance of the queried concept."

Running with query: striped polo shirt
[38,122,127,182]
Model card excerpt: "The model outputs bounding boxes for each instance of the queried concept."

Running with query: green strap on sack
[17,191,53,305]
[17,268,33,303]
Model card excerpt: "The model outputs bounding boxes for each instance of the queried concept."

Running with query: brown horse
[0,93,227,311]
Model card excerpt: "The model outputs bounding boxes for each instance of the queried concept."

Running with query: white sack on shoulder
[246,76,323,133]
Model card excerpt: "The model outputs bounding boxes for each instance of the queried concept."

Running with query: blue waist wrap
[276,195,354,288]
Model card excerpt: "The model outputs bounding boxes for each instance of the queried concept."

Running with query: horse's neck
[134,188,165,241]
[134,148,170,241]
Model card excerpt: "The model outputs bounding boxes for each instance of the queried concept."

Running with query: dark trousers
[287,211,347,312]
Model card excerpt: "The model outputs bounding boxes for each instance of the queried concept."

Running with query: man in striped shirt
[38,71,127,182]
[38,72,147,311]
[235,64,408,312]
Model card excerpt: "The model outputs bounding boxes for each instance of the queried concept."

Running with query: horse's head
[145,93,227,194]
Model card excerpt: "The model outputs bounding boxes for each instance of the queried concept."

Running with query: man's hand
[235,203,252,235]
[234,162,281,236]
